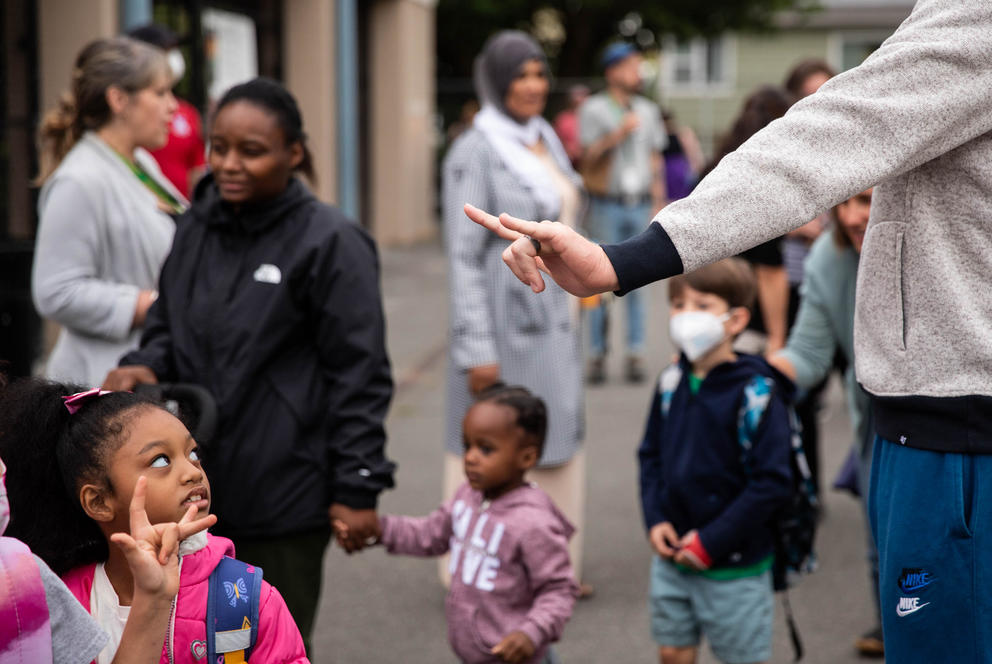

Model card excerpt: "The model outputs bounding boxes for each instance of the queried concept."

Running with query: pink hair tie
[62,388,113,415]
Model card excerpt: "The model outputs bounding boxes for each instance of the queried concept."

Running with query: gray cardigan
[605,0,992,451]
[443,127,584,466]
[33,133,182,386]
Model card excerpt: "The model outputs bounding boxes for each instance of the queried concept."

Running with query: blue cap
[601,42,638,71]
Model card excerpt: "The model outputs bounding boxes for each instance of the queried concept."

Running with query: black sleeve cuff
[330,487,380,510]
[601,222,684,296]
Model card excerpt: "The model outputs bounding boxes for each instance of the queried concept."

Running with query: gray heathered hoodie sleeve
[605,0,992,291]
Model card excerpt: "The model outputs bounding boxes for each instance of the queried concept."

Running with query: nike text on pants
[869,436,992,661]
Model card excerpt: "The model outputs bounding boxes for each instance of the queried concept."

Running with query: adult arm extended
[607,0,992,292]
[32,176,144,340]
[471,1,992,295]
[774,255,841,389]
[311,219,395,510]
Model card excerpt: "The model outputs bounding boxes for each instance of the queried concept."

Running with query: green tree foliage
[437,0,819,78]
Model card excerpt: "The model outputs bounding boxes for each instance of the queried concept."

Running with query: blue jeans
[585,197,651,357]
[869,436,992,661]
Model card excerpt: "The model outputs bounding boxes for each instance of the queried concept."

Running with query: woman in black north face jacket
[104,78,394,650]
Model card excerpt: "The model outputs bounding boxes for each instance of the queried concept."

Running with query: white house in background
[658,0,917,154]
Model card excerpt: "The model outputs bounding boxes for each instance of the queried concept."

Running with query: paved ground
[311,240,881,663]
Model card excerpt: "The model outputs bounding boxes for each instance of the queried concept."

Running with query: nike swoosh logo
[896,601,930,617]
[900,581,933,592]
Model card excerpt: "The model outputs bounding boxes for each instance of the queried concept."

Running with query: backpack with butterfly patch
[206,556,263,663]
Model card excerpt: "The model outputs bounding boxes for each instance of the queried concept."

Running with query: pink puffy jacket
[62,534,309,663]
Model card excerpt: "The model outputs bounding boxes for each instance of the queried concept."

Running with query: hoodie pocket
[469,606,508,658]
[858,221,908,353]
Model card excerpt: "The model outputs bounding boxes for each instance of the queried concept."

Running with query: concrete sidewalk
[311,240,879,663]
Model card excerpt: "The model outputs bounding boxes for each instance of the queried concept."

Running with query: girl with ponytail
[32,37,188,387]
[0,377,308,663]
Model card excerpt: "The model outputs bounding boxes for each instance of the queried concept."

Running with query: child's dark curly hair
[474,383,548,457]
[0,377,165,574]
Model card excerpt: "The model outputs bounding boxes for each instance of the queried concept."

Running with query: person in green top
[638,258,794,664]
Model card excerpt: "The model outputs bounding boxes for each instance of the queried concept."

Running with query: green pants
[230,529,331,656]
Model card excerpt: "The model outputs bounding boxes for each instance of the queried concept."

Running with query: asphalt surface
[311,240,880,663]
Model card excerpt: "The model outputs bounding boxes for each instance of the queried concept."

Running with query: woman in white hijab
[441,31,589,591]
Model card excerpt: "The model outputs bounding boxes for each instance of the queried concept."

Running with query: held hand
[109,476,218,599]
[102,365,158,391]
[329,504,380,554]
[673,530,711,571]
[463,204,619,297]
[491,631,536,663]
[468,364,500,396]
[649,522,681,559]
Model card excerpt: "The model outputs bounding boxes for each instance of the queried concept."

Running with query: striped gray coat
[442,127,584,466]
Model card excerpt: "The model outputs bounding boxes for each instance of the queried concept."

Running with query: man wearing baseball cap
[578,42,667,385]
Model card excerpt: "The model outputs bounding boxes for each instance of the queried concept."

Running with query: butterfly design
[224,577,249,607]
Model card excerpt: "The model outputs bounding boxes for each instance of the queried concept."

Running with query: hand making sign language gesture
[107,476,217,664]
[111,475,217,596]
[463,203,620,297]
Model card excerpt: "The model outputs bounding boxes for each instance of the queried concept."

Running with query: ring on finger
[523,235,541,254]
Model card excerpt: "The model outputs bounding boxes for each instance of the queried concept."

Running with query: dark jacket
[638,353,793,568]
[122,175,395,537]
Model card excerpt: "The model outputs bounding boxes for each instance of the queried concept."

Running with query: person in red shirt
[127,24,206,199]
[552,84,589,168]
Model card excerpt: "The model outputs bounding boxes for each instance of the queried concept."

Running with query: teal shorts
[649,556,773,664]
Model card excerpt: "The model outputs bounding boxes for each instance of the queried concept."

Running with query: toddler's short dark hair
[474,384,547,457]
[668,258,757,309]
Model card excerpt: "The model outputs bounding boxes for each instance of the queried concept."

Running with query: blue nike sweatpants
[869,436,992,661]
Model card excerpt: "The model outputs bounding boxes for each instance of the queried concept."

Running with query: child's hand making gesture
[108,476,217,664]
[491,630,535,663]
[111,475,218,597]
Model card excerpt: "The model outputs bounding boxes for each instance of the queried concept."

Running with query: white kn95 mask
[669,311,731,361]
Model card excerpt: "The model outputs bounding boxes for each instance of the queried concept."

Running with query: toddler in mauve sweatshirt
[374,385,578,664]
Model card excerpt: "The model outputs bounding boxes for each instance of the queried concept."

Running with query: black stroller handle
[134,383,218,445]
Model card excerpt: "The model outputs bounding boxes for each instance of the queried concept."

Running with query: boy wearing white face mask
[638,258,794,664]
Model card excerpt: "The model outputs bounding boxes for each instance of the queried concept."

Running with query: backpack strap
[207,556,263,664]
[736,374,775,469]
[658,363,683,419]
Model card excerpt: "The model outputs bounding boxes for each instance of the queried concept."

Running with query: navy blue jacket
[122,175,394,538]
[638,353,794,568]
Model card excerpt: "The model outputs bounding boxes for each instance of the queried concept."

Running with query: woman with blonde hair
[33,37,184,386]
